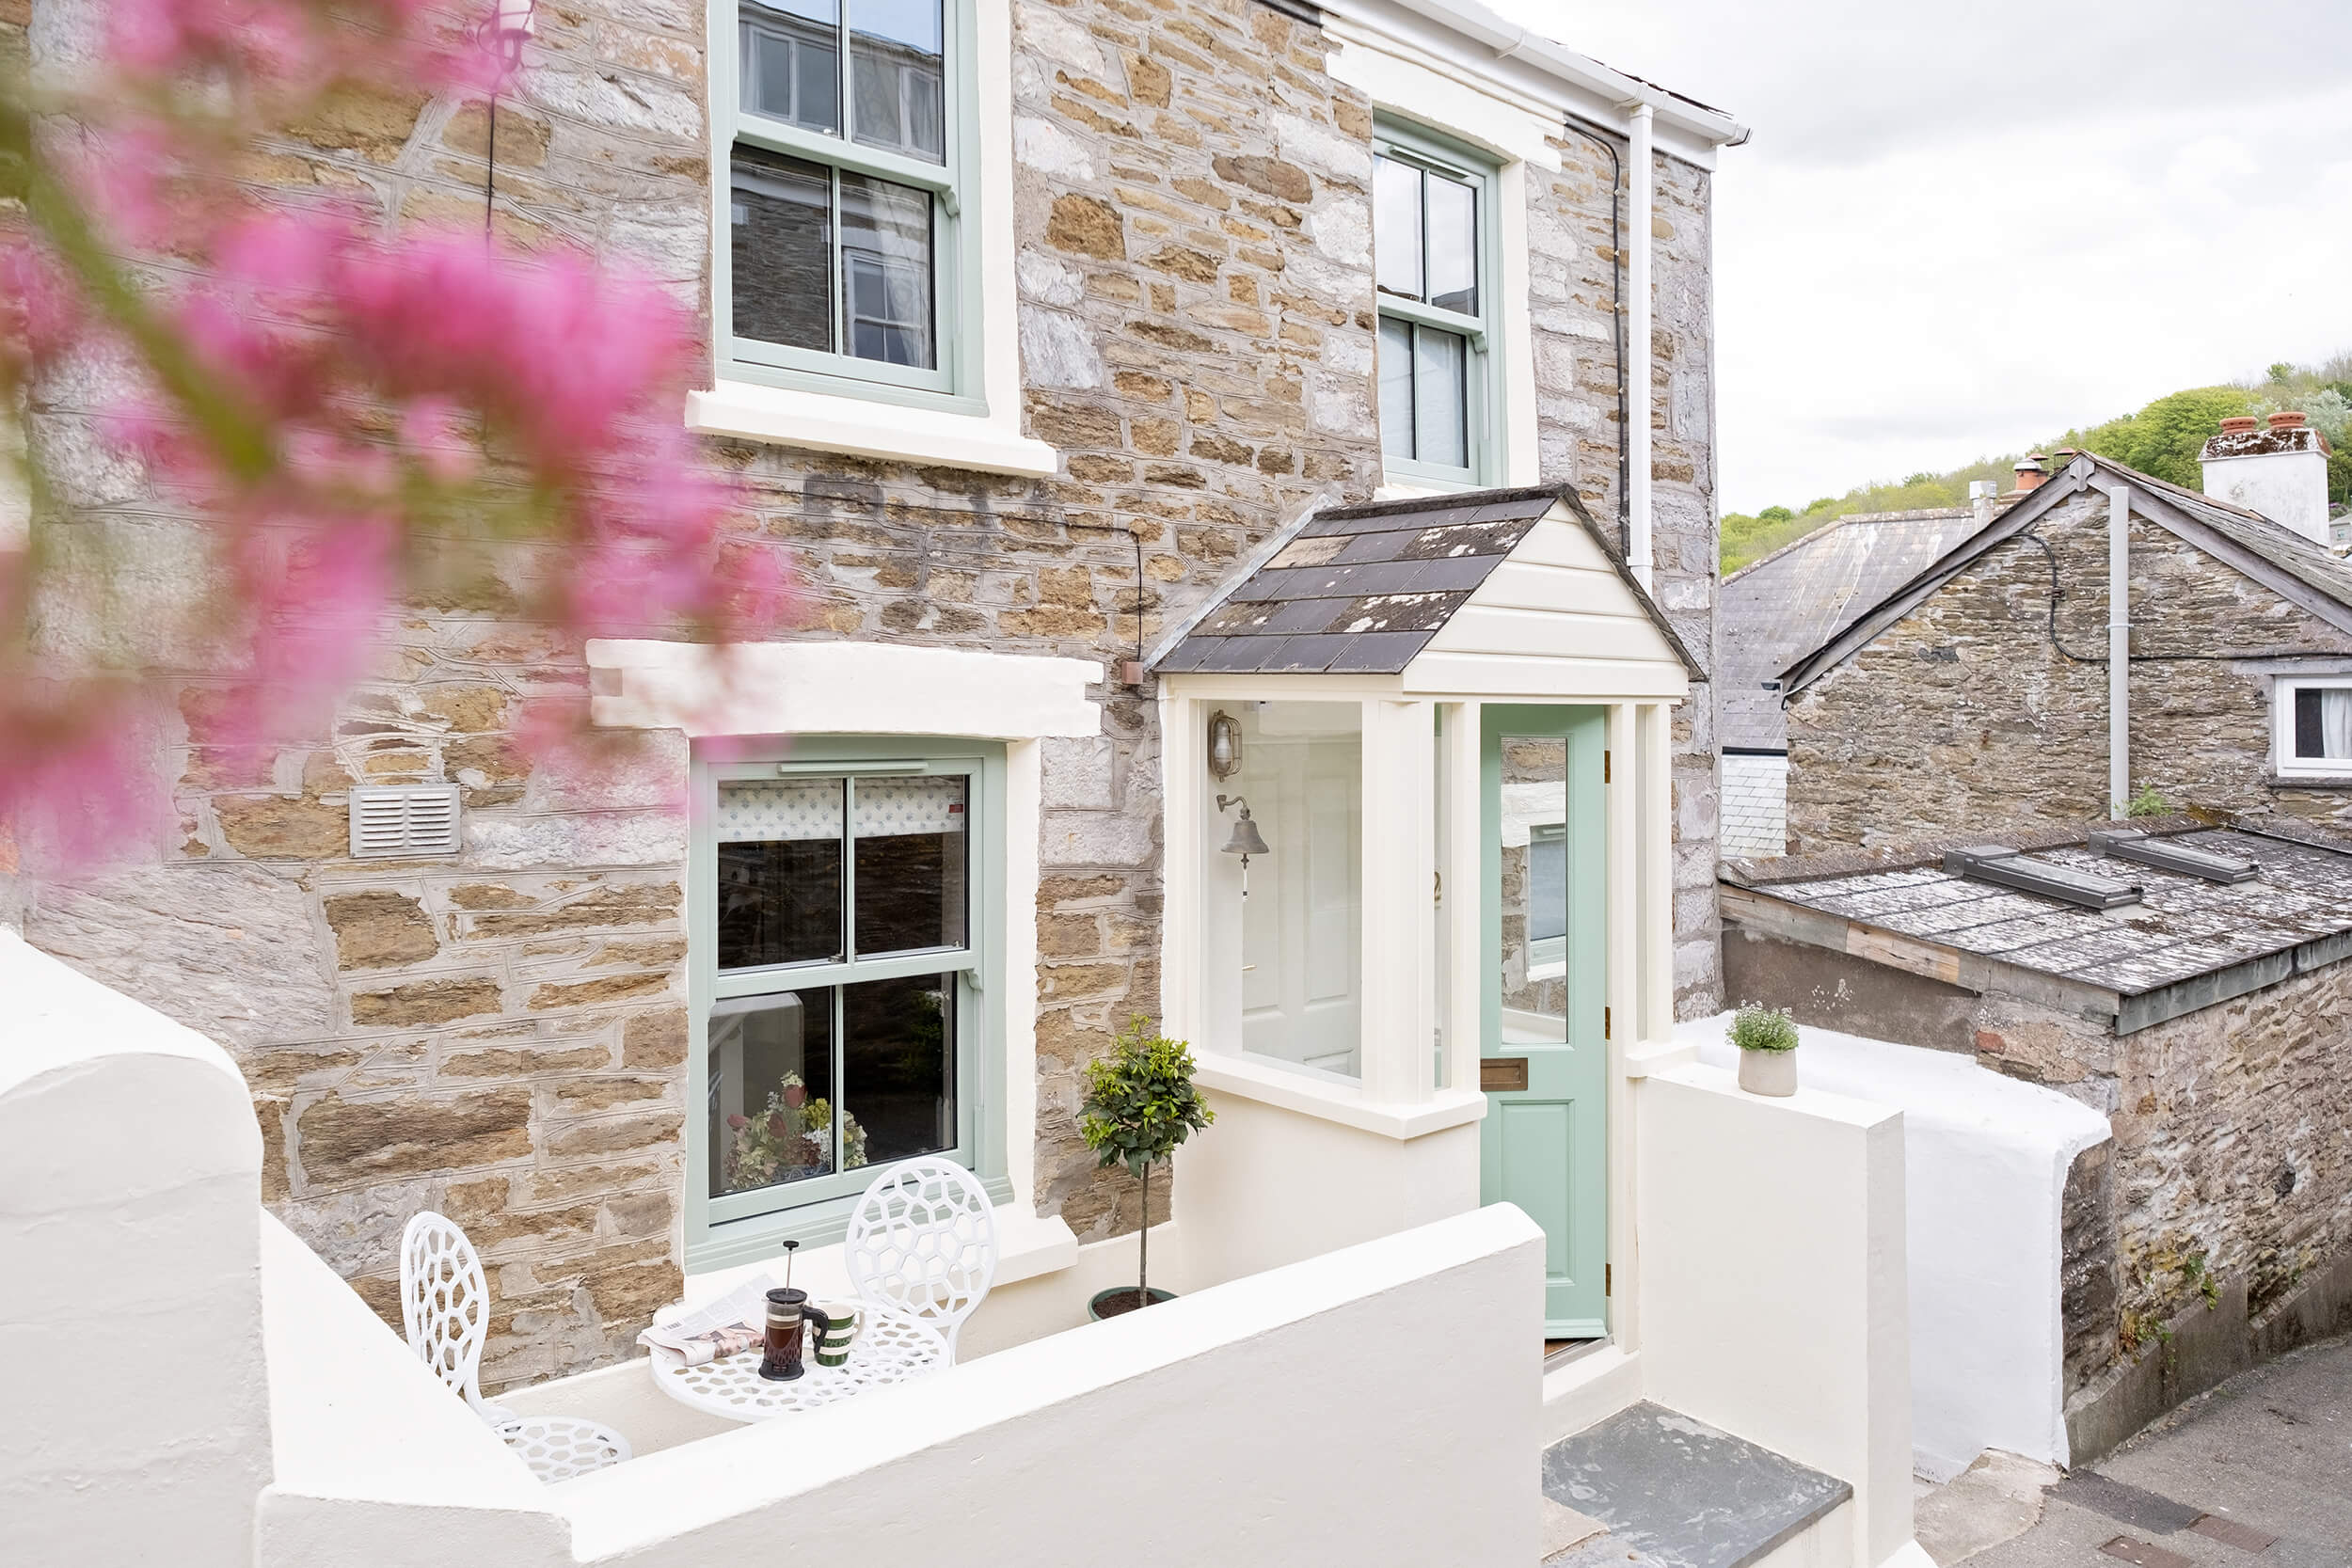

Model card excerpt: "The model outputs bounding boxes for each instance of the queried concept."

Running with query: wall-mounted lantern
[1206,709,1243,781]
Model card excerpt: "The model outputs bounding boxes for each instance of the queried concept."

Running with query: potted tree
[1081,1014,1215,1320]
[1728,1004,1801,1096]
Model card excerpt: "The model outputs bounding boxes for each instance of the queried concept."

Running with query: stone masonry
[12,0,1724,1386]
[1974,961,2352,1392]
[1786,488,2352,855]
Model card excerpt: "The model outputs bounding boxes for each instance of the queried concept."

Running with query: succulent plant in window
[1079,1015,1214,1318]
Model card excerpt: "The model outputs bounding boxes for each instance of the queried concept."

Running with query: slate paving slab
[1540,1402,1851,1568]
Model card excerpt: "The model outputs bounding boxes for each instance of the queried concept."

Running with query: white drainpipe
[1626,103,1655,591]
[2102,480,2131,816]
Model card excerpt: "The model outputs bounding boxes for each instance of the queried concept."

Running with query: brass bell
[1216,794,1270,861]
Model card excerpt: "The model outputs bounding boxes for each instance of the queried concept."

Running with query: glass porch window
[1374,132,1489,482]
[709,769,966,1210]
[1499,734,1569,1040]
[1200,701,1365,1081]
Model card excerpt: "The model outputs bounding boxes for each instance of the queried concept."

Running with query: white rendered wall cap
[686,381,1060,479]
[586,639,1104,740]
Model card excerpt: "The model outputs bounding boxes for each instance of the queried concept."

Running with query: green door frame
[1479,705,1608,1338]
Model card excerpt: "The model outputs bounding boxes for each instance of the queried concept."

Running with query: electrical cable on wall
[480,0,536,243]
[1066,519,1150,686]
[2017,526,2334,664]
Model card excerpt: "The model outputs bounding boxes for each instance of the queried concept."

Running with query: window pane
[740,0,840,135]
[711,989,837,1196]
[731,147,834,353]
[1501,736,1567,1042]
[1208,702,1363,1081]
[852,774,968,955]
[1412,325,1468,469]
[849,0,945,163]
[840,174,934,367]
[1378,315,1415,460]
[2298,688,2352,760]
[1374,155,1423,301]
[1426,171,1477,315]
[842,973,954,1167]
[717,778,844,968]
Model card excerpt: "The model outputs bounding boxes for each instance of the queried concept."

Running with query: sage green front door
[1480,705,1608,1338]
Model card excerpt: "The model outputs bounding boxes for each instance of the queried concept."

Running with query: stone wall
[1786,490,2352,854]
[1975,962,2352,1387]
[15,0,1724,1385]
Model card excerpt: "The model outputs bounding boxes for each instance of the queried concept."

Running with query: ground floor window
[691,739,1005,1264]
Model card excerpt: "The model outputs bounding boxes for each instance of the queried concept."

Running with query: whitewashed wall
[0,933,273,1568]
[1686,1018,2111,1476]
[1636,1061,1919,1568]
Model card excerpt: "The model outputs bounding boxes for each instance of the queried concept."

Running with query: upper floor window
[719,0,977,405]
[2277,677,2352,777]
[1373,121,1497,486]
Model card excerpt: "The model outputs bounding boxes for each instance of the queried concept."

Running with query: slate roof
[1152,483,1705,678]
[1718,507,1993,752]
[1778,452,2352,698]
[1727,823,2352,998]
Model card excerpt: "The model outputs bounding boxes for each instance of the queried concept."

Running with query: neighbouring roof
[1718,506,1994,752]
[1722,817,2352,1033]
[1152,483,1705,679]
[1778,452,2352,699]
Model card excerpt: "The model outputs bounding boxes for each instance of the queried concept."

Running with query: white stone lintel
[586,639,1104,740]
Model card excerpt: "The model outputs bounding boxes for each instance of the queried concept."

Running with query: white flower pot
[1739,1048,1798,1097]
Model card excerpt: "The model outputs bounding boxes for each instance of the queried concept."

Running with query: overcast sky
[1482,0,2352,515]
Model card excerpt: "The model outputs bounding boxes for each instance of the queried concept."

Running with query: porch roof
[1152,483,1705,684]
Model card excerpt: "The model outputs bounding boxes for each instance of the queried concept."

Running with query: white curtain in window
[719,776,965,841]
[2325,689,2352,761]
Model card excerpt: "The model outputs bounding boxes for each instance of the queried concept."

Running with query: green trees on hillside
[1723,356,2352,574]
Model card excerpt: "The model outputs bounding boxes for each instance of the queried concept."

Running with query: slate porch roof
[1152,483,1705,678]
[1724,818,2352,1002]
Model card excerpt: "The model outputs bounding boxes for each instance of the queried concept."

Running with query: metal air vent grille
[349,784,462,859]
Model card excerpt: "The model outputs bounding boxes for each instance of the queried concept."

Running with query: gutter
[1330,0,1748,147]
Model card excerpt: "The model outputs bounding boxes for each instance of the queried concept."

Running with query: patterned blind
[718,775,966,842]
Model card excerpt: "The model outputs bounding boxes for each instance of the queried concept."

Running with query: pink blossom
[783,1085,807,1110]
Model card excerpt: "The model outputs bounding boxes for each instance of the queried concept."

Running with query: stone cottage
[7,0,1741,1387]
[1776,428,2352,856]
[1721,818,2352,1459]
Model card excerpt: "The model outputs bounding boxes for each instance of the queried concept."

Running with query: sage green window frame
[687,736,1010,1271]
[1374,118,1505,489]
[709,0,988,415]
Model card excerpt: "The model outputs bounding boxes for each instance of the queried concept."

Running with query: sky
[1481,0,2352,515]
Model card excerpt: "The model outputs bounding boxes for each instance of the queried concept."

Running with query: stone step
[1540,1402,1852,1568]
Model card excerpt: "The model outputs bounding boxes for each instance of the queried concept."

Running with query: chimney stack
[2012,454,2049,493]
[1969,479,1997,528]
[2201,412,2331,546]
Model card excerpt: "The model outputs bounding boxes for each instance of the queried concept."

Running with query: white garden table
[646,1302,947,1422]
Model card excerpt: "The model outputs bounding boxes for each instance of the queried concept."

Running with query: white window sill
[1192,1049,1487,1140]
[686,379,1061,478]
[674,1201,1080,1315]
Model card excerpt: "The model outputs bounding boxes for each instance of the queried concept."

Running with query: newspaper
[636,1275,778,1367]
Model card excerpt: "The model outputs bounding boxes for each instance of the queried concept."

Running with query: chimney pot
[2219,417,2261,434]
[2012,454,2049,493]
[2269,410,2308,431]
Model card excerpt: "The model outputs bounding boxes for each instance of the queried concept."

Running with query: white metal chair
[843,1158,999,1364]
[398,1212,631,1482]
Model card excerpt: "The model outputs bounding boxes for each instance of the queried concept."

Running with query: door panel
[1480,705,1607,1338]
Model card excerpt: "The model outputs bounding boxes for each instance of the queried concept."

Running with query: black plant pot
[1088,1286,1176,1321]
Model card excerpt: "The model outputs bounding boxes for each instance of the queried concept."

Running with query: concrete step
[1541,1402,1852,1568]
